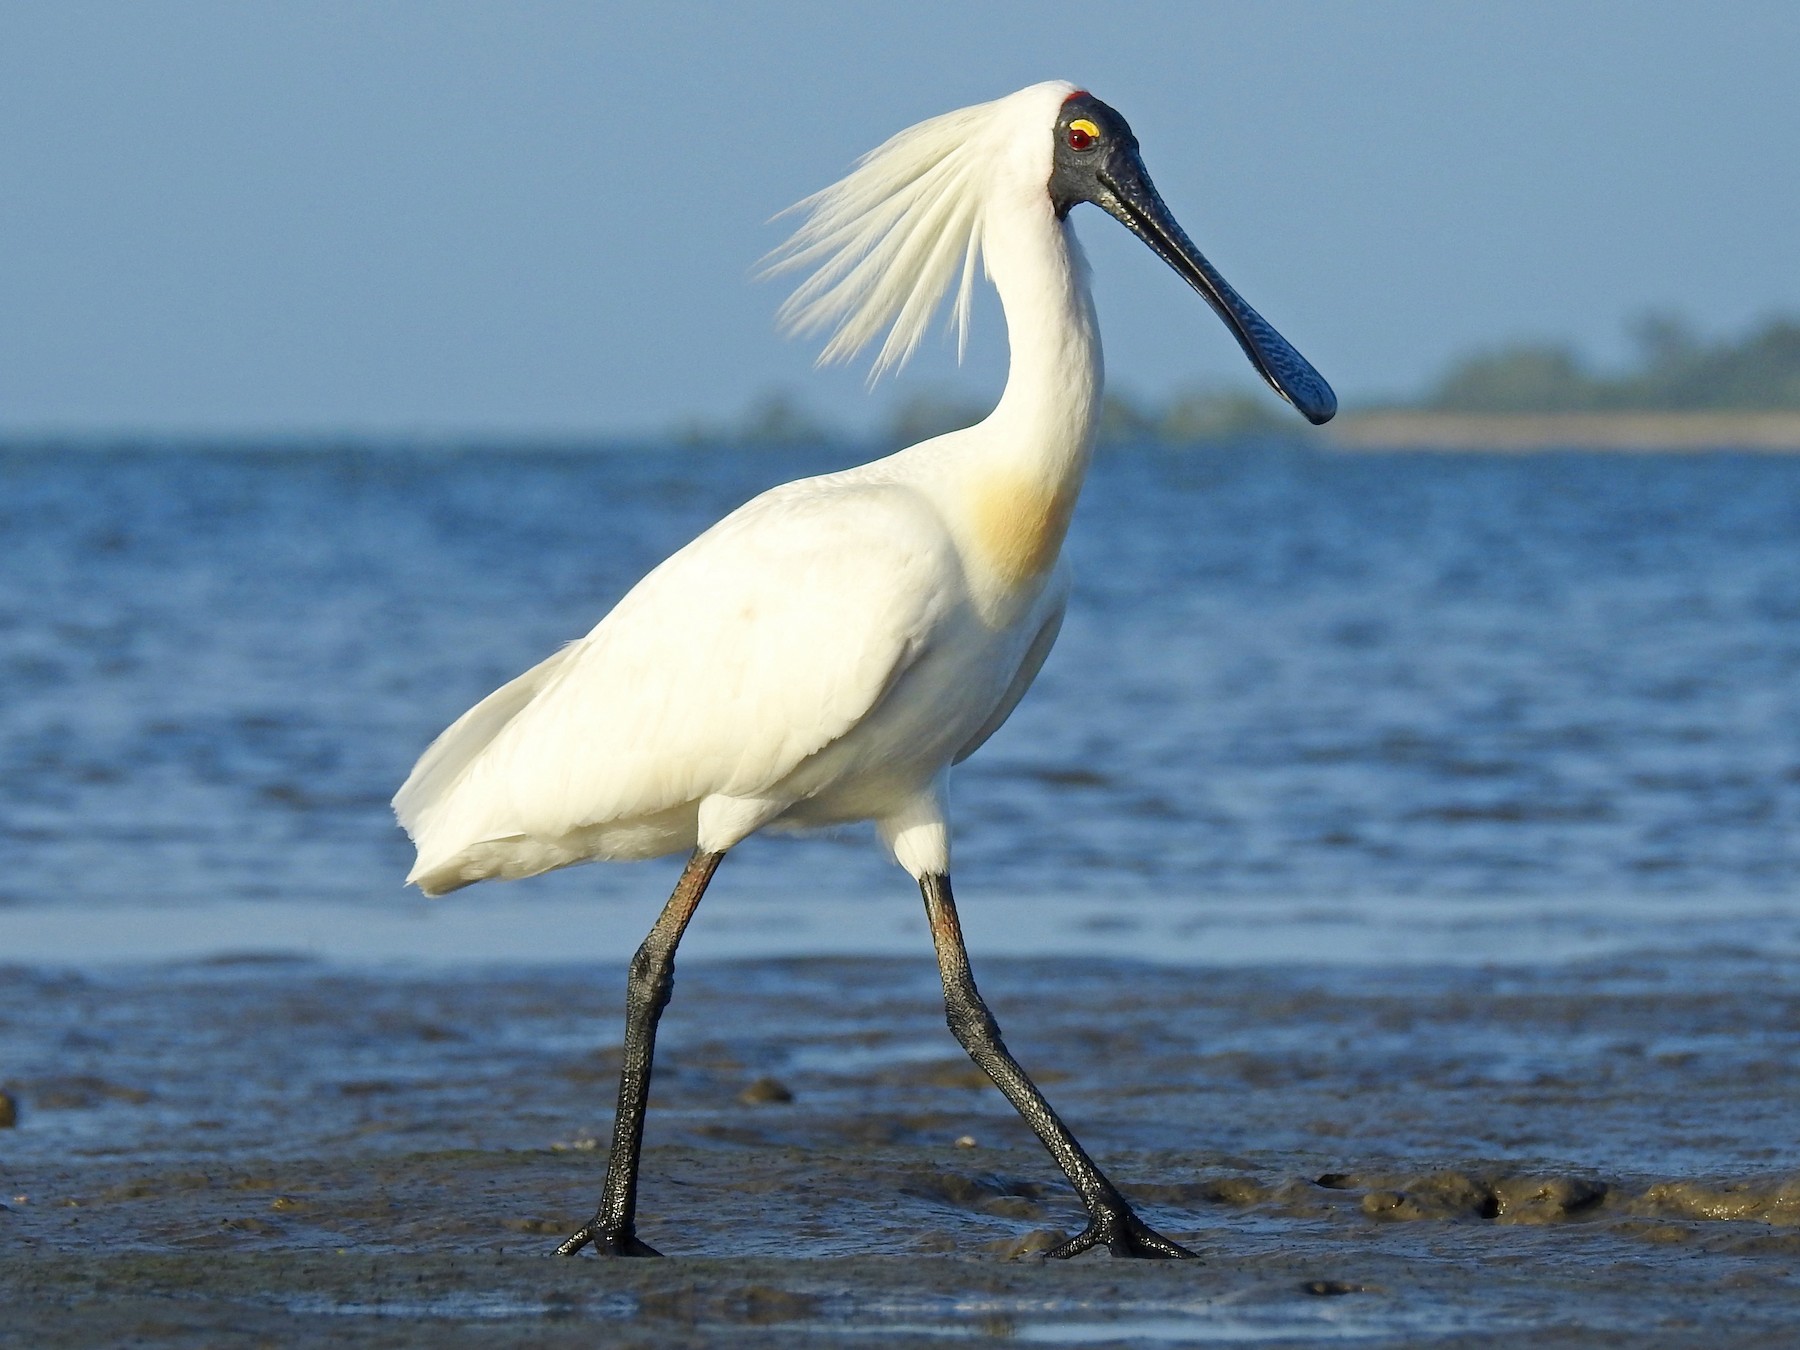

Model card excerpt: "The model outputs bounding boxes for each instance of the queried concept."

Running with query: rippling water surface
[5,442,1800,960]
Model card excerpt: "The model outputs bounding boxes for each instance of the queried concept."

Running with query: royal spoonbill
[395,80,1334,1259]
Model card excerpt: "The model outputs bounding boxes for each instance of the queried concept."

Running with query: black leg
[557,848,724,1257]
[920,873,1195,1259]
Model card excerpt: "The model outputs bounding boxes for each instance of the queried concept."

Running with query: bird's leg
[919,873,1196,1259]
[557,848,725,1257]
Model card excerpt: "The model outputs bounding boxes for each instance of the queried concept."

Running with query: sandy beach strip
[1328,411,1800,452]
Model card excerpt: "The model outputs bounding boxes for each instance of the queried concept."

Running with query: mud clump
[1492,1174,1608,1224]
[1136,1173,1350,1218]
[1360,1172,1497,1222]
[500,1216,568,1235]
[1303,1279,1380,1296]
[737,1077,794,1105]
[1634,1177,1800,1225]
[881,1059,1002,1091]
[1324,1167,1800,1229]
[903,1168,1051,1220]
[988,1227,1068,1260]
[1192,1175,1274,1207]
[1343,1170,1606,1223]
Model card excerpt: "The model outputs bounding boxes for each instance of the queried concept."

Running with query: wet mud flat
[2,950,1798,1346]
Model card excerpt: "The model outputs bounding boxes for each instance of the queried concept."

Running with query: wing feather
[397,480,956,871]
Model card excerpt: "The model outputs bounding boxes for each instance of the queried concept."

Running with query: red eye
[1067,126,1094,151]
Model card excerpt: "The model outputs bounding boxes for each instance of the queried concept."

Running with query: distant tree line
[883,384,1293,447]
[676,383,1294,449]
[1422,314,1800,414]
[678,313,1800,447]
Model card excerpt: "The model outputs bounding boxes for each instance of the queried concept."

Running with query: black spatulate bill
[1050,92,1337,426]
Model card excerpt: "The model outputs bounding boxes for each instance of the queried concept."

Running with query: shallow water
[5,444,1800,954]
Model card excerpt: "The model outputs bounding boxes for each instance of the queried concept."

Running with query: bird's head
[1046,92,1335,425]
[770,83,1334,423]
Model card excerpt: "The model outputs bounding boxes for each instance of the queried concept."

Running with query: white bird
[395,81,1333,1260]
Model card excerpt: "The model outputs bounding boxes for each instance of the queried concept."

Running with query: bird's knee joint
[945,1000,1000,1051]
[627,944,674,1010]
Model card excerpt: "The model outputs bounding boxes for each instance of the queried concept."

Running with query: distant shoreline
[1328,410,1800,452]
[10,410,1800,454]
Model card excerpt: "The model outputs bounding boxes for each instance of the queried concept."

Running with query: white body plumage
[396,75,1336,900]
[396,82,1097,895]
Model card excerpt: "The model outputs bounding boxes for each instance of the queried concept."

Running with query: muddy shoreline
[3,952,1797,1344]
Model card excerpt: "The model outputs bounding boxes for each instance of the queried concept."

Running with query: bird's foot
[1044,1206,1197,1260]
[554,1220,662,1257]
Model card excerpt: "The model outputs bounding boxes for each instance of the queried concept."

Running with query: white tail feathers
[393,642,582,886]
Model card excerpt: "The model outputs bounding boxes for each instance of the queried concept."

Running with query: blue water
[5,443,1800,960]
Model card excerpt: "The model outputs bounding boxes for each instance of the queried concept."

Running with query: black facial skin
[1049,93,1337,426]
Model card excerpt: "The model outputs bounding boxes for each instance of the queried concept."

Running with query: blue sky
[3,1,1797,437]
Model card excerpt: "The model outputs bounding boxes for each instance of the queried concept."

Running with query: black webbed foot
[1044,1207,1197,1260]
[555,1221,663,1257]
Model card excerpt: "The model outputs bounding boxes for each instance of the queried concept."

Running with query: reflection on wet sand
[2,951,1795,1344]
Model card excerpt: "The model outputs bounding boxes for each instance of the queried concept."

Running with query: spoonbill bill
[395,81,1334,1259]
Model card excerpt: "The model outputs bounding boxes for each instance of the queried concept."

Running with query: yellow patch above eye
[1069,118,1100,139]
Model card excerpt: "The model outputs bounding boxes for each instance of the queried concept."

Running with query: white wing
[396,478,956,877]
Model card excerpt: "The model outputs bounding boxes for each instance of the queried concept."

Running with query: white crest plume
[765,88,1054,380]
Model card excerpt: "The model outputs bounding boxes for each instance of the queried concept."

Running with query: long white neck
[917,198,1100,605]
[983,203,1103,462]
